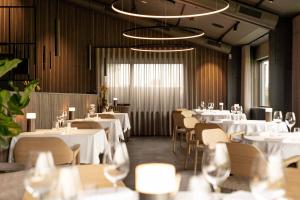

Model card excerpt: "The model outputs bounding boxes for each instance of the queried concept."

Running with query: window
[259,59,269,106]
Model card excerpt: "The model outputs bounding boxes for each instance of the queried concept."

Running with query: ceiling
[91,0,300,48]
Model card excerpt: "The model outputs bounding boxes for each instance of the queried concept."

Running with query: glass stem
[213,184,221,193]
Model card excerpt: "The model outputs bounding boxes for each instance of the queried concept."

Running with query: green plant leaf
[0,59,22,78]
[7,94,23,116]
[0,90,10,111]
[20,80,39,108]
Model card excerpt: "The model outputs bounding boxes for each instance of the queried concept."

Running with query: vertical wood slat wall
[292,15,300,126]
[0,0,228,108]
[17,92,98,130]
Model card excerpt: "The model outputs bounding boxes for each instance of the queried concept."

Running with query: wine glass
[24,152,58,200]
[201,101,205,110]
[103,143,130,188]
[230,105,236,114]
[250,155,286,200]
[273,111,283,123]
[202,143,231,194]
[285,112,296,132]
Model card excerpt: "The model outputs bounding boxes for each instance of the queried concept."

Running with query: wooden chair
[71,121,102,129]
[202,128,229,147]
[183,117,199,169]
[181,110,196,118]
[71,121,110,141]
[190,124,223,173]
[13,137,80,165]
[98,114,115,119]
[172,111,186,152]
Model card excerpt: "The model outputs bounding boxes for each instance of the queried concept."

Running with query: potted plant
[0,58,39,162]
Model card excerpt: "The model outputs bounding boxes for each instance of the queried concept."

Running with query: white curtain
[96,48,197,136]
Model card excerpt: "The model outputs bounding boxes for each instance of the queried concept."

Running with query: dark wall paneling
[292,15,300,127]
[196,47,228,108]
[269,18,292,112]
[0,0,229,100]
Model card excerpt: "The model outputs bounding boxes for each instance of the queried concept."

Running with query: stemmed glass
[250,155,286,200]
[201,101,205,110]
[24,152,58,200]
[285,112,296,132]
[202,143,231,194]
[103,143,130,189]
[273,111,283,123]
[208,102,214,111]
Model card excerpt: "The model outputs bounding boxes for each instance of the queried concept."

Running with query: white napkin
[78,188,138,200]
[223,191,255,200]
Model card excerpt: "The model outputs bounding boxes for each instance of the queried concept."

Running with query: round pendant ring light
[131,44,195,53]
[112,0,229,19]
[123,26,205,40]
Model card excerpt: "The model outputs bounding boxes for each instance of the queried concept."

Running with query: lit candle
[265,108,273,122]
[26,113,36,132]
[68,107,76,120]
[136,163,178,200]
[219,102,224,111]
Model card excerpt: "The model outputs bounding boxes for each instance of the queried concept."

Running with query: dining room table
[98,112,131,132]
[69,117,124,148]
[244,132,300,159]
[210,120,288,135]
[8,128,110,164]
[194,109,247,122]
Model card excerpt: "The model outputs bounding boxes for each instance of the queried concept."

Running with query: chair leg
[180,134,183,148]
[194,148,198,175]
[184,143,190,169]
[173,131,177,153]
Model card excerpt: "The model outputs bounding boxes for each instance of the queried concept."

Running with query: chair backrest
[71,121,102,129]
[183,117,199,130]
[98,114,115,119]
[194,123,222,141]
[172,111,185,128]
[181,110,196,118]
[13,137,74,165]
[202,128,229,146]
[226,142,266,177]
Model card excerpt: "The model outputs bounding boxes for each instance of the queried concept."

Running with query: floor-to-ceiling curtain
[96,48,197,136]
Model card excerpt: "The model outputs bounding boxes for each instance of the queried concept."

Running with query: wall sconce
[26,113,36,132]
[68,107,76,120]
[135,163,179,200]
[113,97,118,106]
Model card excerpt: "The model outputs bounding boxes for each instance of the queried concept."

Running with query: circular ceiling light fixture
[123,26,205,40]
[130,44,195,53]
[112,0,229,19]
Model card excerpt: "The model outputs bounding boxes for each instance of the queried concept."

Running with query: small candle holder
[113,97,118,107]
[265,108,273,122]
[136,163,178,200]
[26,113,36,132]
[68,107,76,120]
[219,102,224,111]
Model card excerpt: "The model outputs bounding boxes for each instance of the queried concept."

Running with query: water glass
[285,112,296,132]
[273,111,283,123]
[201,101,205,110]
[103,143,130,188]
[202,143,231,193]
[208,102,214,110]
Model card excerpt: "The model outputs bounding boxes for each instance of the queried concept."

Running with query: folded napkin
[78,188,138,200]
[223,191,254,200]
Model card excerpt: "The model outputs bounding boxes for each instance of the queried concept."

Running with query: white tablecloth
[194,110,247,122]
[244,132,300,159]
[70,118,124,147]
[8,128,109,164]
[99,112,131,132]
[212,120,288,135]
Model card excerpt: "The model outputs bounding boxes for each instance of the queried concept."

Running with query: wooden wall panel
[0,0,228,105]
[292,15,300,126]
[17,92,98,130]
[196,47,228,108]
